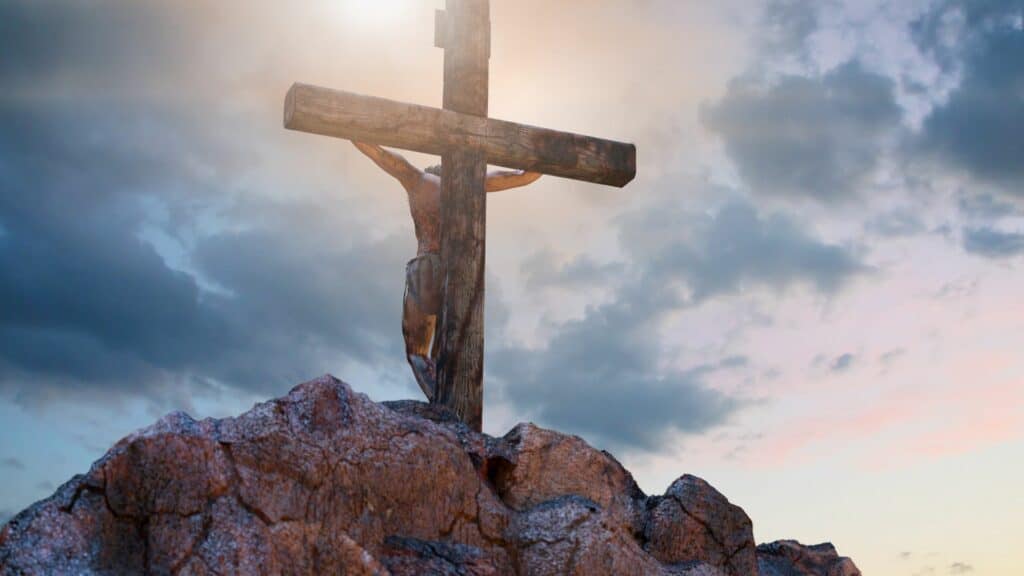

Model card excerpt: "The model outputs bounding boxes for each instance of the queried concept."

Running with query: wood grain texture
[442,0,489,117]
[284,83,636,188]
[434,0,490,432]
[434,148,487,431]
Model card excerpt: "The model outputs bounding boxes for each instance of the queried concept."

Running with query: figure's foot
[409,355,437,402]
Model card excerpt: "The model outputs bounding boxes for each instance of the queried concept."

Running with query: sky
[0,0,1022,574]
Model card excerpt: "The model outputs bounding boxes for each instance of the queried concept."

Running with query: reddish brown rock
[0,375,859,575]
[643,475,757,575]
[757,540,862,576]
[488,424,646,533]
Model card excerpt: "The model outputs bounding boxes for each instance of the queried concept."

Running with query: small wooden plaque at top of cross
[284,0,636,432]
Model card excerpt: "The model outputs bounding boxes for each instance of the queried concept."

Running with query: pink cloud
[746,392,920,466]
[743,376,1023,468]
[898,378,1023,459]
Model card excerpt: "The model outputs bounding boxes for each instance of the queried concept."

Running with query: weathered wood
[284,83,636,188]
[435,148,487,430]
[434,0,490,432]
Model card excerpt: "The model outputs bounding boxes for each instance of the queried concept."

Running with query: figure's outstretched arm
[485,169,542,193]
[352,141,423,188]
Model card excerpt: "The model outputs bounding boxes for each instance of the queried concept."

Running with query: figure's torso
[406,173,442,255]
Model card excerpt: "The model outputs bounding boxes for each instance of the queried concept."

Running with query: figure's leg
[420,253,444,365]
[430,311,442,363]
[403,271,437,401]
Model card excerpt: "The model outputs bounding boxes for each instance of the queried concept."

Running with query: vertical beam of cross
[434,0,490,431]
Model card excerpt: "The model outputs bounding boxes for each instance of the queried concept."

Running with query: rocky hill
[0,375,860,575]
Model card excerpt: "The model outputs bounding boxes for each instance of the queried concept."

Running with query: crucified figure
[352,142,542,402]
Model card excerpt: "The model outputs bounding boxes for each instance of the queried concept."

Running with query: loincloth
[405,253,443,315]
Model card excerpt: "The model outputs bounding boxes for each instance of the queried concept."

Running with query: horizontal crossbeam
[284,82,636,188]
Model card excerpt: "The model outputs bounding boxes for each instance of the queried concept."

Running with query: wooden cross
[284,0,636,431]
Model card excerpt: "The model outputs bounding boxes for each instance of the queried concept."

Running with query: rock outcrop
[0,375,859,575]
[757,541,861,576]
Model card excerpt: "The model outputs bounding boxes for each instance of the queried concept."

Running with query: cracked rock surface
[0,375,859,575]
[757,541,861,576]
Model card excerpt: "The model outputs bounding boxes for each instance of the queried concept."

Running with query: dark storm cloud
[493,328,742,451]
[0,1,188,86]
[493,186,866,450]
[626,200,867,302]
[526,191,867,307]
[962,227,1024,259]
[1,107,218,391]
[702,61,901,201]
[0,2,410,401]
[958,192,1022,220]
[762,0,821,57]
[912,0,1023,69]
[915,1,1024,191]
[0,102,410,399]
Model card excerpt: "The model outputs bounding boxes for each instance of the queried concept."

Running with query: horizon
[1,1,1022,575]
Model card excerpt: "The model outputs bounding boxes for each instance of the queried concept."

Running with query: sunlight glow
[334,0,411,27]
